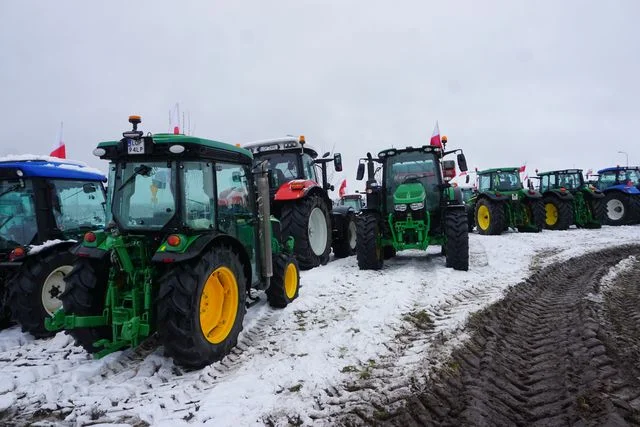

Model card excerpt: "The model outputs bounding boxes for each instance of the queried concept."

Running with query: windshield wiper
[0,184,20,200]
[117,164,152,191]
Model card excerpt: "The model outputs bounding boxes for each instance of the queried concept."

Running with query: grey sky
[1,1,638,190]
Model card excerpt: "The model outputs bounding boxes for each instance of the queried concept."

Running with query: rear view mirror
[457,153,468,172]
[323,152,330,158]
[83,183,97,193]
[334,153,343,172]
[356,163,365,181]
[232,171,242,183]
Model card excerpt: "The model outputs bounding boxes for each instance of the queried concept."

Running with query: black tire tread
[8,249,75,338]
[356,212,383,270]
[445,209,469,271]
[280,195,332,269]
[157,245,247,369]
[266,253,300,308]
[475,198,505,235]
[332,214,356,258]
[543,196,573,230]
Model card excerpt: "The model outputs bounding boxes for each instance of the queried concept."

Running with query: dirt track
[344,245,640,426]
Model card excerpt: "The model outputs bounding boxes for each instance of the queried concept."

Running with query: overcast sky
[1,1,638,190]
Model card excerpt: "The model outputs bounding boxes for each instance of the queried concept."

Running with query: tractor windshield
[183,161,216,230]
[624,169,640,185]
[340,197,362,210]
[49,180,106,235]
[0,179,37,249]
[385,151,440,209]
[111,162,176,230]
[255,152,300,188]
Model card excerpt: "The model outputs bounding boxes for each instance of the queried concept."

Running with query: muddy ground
[342,245,640,426]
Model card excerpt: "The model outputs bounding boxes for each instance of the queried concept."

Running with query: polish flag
[338,179,347,198]
[169,103,181,134]
[430,121,442,148]
[459,171,468,176]
[50,122,66,159]
[519,165,526,173]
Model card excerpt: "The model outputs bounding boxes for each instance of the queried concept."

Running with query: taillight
[167,234,181,247]
[84,232,97,243]
[9,247,26,261]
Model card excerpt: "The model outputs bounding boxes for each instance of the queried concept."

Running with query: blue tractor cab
[595,166,640,225]
[0,156,107,336]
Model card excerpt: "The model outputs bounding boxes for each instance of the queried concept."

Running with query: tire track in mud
[356,245,640,426]
[0,300,287,426]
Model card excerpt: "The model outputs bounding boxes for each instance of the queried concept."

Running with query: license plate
[511,193,518,200]
[128,139,145,154]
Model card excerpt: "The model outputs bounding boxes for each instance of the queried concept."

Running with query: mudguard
[521,190,543,200]
[274,179,321,201]
[480,192,510,202]
[603,185,640,196]
[581,186,604,199]
[152,232,221,263]
[543,190,574,201]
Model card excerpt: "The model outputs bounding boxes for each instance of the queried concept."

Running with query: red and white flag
[519,164,526,173]
[430,121,442,148]
[170,103,181,134]
[50,121,66,159]
[459,171,468,176]
[338,179,347,198]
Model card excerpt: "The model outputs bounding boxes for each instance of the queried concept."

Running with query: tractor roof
[0,155,106,181]
[598,166,640,174]
[477,167,520,174]
[243,136,319,158]
[378,145,442,159]
[537,168,583,176]
[98,133,252,160]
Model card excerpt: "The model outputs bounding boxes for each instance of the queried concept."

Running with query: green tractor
[472,168,544,235]
[354,143,469,271]
[533,169,605,229]
[46,116,300,369]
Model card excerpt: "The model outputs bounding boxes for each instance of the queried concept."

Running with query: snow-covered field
[1,226,640,426]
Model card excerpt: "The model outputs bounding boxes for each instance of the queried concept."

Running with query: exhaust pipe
[255,162,273,283]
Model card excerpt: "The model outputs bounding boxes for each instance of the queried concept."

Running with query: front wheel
[356,212,383,270]
[332,214,357,258]
[280,195,331,269]
[445,209,469,271]
[266,253,300,308]
[157,246,246,369]
[8,249,75,338]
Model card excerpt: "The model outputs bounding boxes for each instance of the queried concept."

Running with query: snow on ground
[1,226,640,426]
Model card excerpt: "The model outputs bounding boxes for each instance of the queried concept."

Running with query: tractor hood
[393,182,426,205]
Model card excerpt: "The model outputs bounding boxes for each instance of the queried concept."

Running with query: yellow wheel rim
[199,266,239,344]
[477,205,491,230]
[545,203,558,226]
[284,262,298,299]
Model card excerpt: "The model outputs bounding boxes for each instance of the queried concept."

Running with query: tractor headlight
[410,202,424,210]
[394,204,407,212]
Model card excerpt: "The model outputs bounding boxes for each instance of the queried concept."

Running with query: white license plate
[511,193,518,200]
[128,139,145,154]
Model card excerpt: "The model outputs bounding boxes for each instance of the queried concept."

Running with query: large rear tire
[157,246,246,369]
[60,258,111,353]
[356,212,383,270]
[542,196,572,230]
[332,214,357,258]
[475,199,504,235]
[266,253,300,308]
[0,278,11,330]
[8,249,75,338]
[445,209,469,271]
[603,192,632,226]
[584,197,604,228]
[280,194,331,269]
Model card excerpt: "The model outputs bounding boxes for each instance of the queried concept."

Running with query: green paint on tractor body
[355,144,470,271]
[537,169,604,228]
[470,168,544,233]
[45,118,298,368]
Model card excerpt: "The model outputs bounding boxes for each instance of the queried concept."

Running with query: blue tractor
[595,166,640,225]
[0,157,106,336]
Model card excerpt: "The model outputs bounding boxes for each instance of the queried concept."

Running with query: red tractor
[244,136,345,269]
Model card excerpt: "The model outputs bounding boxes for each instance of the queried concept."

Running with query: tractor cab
[337,194,364,211]
[477,168,523,193]
[47,116,300,369]
[538,169,586,193]
[0,157,106,335]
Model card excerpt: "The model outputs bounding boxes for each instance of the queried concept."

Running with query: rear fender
[604,185,640,195]
[521,190,543,200]
[480,192,509,202]
[543,190,574,201]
